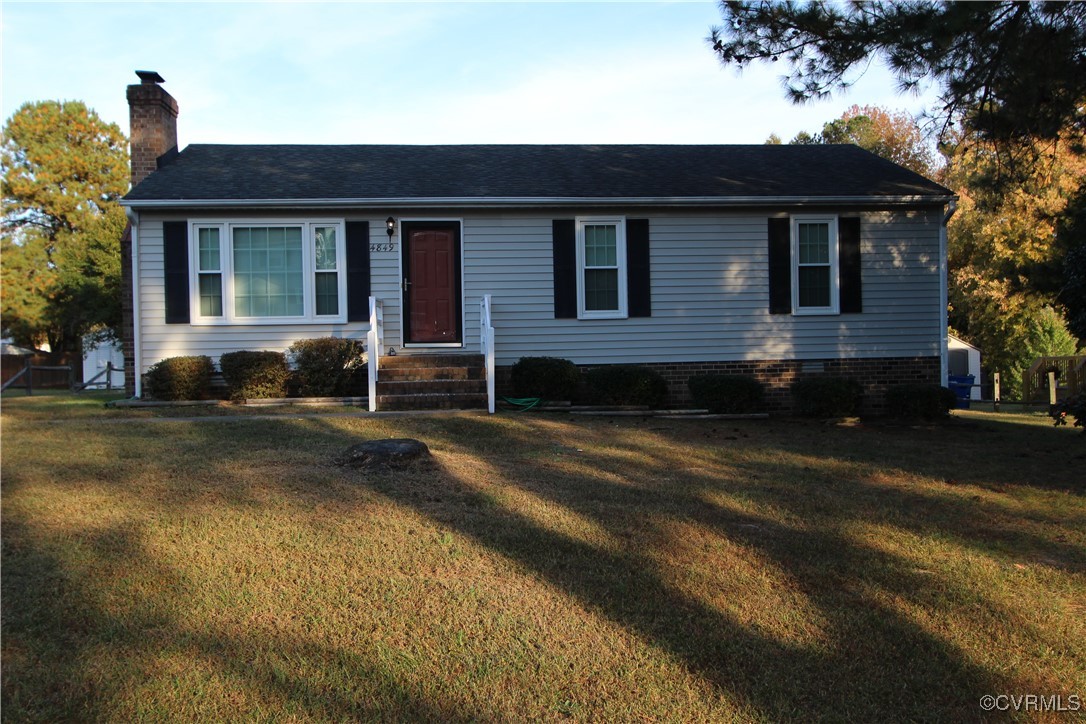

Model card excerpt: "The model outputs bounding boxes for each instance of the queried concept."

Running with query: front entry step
[376,354,487,411]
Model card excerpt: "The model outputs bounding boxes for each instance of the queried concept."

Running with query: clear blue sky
[2,1,940,148]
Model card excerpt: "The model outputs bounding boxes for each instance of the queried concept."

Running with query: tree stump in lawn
[335,438,431,469]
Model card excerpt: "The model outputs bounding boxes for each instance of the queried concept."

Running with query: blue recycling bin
[948,374,974,409]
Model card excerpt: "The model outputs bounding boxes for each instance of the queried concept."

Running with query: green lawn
[2,395,1083,721]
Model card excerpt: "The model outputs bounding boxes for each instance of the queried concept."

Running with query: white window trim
[791,214,840,316]
[575,216,628,320]
[188,219,348,325]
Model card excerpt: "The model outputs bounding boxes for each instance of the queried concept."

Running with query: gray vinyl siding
[135,207,942,375]
[136,212,371,374]
[466,209,941,366]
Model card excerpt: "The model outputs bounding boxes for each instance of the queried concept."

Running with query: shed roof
[123,143,953,208]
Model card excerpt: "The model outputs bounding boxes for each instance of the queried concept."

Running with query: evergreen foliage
[288,337,366,397]
[687,374,765,414]
[710,1,1086,173]
[791,377,863,418]
[219,350,290,401]
[510,357,582,402]
[584,365,668,409]
[1,100,128,354]
[144,355,214,401]
[884,384,959,420]
[1051,392,1086,432]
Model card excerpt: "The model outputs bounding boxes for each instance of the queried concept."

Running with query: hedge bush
[288,337,366,397]
[510,357,582,401]
[584,365,668,408]
[144,355,214,401]
[687,374,765,414]
[884,383,958,420]
[791,376,863,418]
[1051,392,1086,432]
[219,350,290,401]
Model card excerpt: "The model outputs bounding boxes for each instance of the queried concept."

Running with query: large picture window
[575,216,628,319]
[791,215,839,314]
[190,220,346,324]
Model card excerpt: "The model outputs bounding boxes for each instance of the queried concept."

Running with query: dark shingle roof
[123,144,951,204]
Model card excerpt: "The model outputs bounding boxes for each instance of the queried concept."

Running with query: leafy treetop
[773,104,940,178]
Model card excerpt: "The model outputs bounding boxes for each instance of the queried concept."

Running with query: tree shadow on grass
[339,452,1002,719]
[365,413,1083,715]
[0,515,476,722]
[4,411,1082,720]
[453,414,1086,569]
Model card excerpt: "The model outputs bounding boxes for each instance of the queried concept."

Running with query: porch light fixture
[386,216,396,239]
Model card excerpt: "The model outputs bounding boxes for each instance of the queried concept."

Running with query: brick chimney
[127,70,178,186]
[122,71,179,397]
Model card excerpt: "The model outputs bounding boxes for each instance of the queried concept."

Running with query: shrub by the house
[884,383,958,420]
[144,355,214,401]
[687,374,765,414]
[791,377,863,418]
[510,357,582,401]
[585,365,668,408]
[289,337,366,397]
[1051,392,1086,432]
[219,350,290,401]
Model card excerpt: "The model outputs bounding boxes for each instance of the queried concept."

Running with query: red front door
[404,222,461,344]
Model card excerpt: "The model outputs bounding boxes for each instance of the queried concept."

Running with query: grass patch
[3,398,1084,720]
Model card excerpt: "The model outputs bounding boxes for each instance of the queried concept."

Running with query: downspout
[126,208,143,398]
[940,199,958,388]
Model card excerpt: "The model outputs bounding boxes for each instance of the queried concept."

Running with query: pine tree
[1,100,128,354]
[710,1,1086,181]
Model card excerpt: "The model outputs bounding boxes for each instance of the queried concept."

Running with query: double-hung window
[190,220,347,324]
[791,215,839,314]
[196,227,223,317]
[576,216,628,319]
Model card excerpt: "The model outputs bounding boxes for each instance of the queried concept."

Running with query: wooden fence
[1,353,82,393]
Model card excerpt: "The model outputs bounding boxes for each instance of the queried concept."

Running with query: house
[119,71,956,412]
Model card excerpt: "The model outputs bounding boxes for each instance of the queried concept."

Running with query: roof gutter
[942,197,958,224]
[120,194,955,210]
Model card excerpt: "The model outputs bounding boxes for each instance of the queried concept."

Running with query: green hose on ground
[500,396,542,411]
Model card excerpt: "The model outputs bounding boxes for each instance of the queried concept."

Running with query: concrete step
[379,353,484,369]
[379,365,483,382]
[377,392,489,411]
[377,379,486,396]
[373,353,488,410]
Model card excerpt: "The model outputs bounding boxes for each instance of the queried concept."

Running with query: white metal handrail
[480,294,495,414]
[367,296,384,412]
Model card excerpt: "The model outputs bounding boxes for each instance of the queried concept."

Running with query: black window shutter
[839,216,862,313]
[552,219,577,319]
[767,217,791,315]
[346,221,371,322]
[163,220,190,324]
[626,218,651,317]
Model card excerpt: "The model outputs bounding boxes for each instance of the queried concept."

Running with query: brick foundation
[496,356,941,415]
